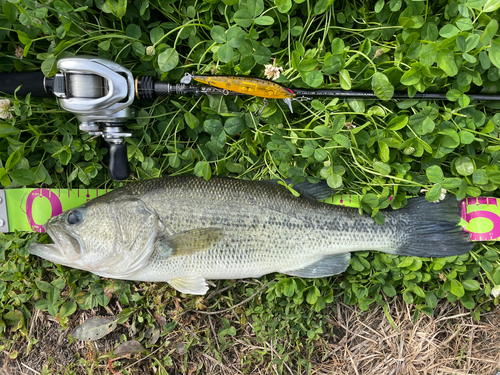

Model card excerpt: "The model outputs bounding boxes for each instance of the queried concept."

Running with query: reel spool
[66,73,107,99]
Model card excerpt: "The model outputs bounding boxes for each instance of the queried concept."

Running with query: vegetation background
[1,0,500,373]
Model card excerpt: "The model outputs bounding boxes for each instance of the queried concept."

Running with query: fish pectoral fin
[168,276,209,295]
[283,253,351,278]
[157,228,224,257]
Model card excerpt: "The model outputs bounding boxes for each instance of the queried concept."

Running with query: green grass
[1,0,500,372]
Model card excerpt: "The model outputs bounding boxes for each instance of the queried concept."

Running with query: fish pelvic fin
[168,276,209,295]
[392,196,473,257]
[156,228,224,257]
[283,253,351,278]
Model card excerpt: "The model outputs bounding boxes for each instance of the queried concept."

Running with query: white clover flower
[15,46,24,60]
[146,46,156,56]
[491,285,500,299]
[403,147,415,155]
[420,187,447,203]
[438,188,446,202]
[264,58,283,80]
[0,99,13,120]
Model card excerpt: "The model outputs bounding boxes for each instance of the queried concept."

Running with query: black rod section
[291,89,500,101]
[3,71,500,102]
[0,72,53,97]
[135,76,245,100]
[137,77,500,102]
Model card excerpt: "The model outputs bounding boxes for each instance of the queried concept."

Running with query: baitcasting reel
[49,57,136,180]
[1,56,137,180]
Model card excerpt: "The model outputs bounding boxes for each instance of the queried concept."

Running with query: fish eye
[67,210,83,225]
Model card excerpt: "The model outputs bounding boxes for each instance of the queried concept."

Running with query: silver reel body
[49,56,136,180]
[51,56,135,144]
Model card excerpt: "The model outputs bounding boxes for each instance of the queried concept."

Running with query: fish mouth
[28,223,83,266]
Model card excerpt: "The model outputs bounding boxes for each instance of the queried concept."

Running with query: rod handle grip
[0,72,51,97]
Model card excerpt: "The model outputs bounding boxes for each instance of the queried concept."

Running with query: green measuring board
[0,188,109,233]
[0,188,498,242]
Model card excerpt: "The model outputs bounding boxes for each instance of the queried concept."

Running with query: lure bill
[0,188,498,242]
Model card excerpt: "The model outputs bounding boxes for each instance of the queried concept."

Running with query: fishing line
[67,74,107,98]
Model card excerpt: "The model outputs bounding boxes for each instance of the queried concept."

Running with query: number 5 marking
[463,197,500,241]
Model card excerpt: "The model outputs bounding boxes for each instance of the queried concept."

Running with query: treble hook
[254,98,268,117]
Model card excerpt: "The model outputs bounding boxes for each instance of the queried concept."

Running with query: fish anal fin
[168,276,209,295]
[284,253,351,278]
[157,228,224,257]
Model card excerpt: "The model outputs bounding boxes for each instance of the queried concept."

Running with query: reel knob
[108,143,130,181]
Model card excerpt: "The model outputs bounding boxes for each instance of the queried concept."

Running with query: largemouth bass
[28,176,473,295]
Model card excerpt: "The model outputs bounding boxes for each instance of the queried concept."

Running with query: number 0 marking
[25,189,63,233]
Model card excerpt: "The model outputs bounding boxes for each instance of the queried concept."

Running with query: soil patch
[1,298,499,374]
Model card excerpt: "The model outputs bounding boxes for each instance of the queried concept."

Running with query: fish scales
[123,177,399,280]
[28,176,473,295]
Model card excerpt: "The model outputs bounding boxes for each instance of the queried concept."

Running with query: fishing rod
[2,56,500,180]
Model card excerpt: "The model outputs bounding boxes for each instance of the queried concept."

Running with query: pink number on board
[462,198,500,241]
[25,189,63,233]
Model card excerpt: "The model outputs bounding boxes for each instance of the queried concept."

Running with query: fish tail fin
[392,196,473,258]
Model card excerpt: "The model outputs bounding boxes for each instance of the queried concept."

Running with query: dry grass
[317,300,500,375]
[1,297,499,375]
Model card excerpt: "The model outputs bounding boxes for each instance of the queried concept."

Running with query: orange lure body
[192,75,294,99]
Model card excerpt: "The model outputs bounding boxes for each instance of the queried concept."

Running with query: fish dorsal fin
[283,253,351,278]
[168,276,209,295]
[266,179,336,200]
[156,228,224,257]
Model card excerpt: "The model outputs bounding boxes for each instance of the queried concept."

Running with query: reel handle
[107,143,130,181]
